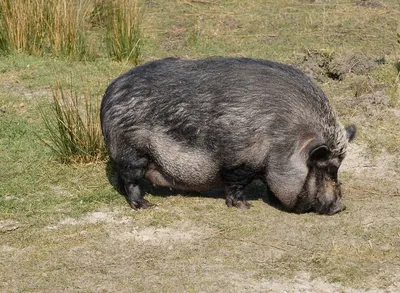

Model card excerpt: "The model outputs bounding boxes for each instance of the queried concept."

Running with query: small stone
[0,220,21,232]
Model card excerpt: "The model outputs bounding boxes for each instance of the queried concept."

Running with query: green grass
[104,0,144,64]
[1,0,400,291]
[39,84,105,164]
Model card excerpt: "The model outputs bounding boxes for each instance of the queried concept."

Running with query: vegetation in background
[104,0,144,64]
[39,84,105,163]
[0,0,143,162]
[0,0,90,58]
[0,0,143,61]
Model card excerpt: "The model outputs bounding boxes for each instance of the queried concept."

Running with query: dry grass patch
[0,0,91,57]
[0,0,144,62]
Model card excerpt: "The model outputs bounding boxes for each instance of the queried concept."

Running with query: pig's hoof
[234,200,252,209]
[226,199,252,209]
[129,199,155,210]
[225,197,234,208]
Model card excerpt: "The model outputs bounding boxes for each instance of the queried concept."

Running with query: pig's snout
[321,200,346,215]
[328,201,346,215]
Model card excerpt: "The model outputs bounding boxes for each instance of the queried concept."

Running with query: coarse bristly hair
[102,58,347,153]
[100,57,355,213]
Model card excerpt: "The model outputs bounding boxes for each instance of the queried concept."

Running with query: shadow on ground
[105,159,285,211]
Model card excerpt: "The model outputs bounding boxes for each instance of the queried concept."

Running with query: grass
[1,0,400,292]
[104,0,144,64]
[39,83,105,164]
[0,0,91,58]
[0,0,144,62]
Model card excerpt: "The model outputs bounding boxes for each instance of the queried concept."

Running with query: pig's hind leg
[221,167,256,209]
[113,146,153,209]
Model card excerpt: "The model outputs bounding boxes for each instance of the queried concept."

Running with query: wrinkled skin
[265,128,355,215]
[293,152,345,215]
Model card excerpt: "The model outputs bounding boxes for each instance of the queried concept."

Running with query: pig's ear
[309,144,330,163]
[299,137,330,165]
[345,124,356,142]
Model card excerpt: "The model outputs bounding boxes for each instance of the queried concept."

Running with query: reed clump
[40,84,106,163]
[0,0,143,62]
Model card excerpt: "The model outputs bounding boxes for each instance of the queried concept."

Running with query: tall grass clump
[0,0,92,59]
[40,84,106,163]
[104,0,144,64]
[0,28,8,54]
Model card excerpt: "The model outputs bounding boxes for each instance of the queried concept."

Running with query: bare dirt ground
[1,139,399,292]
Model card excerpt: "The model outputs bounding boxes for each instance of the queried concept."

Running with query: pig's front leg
[221,167,256,209]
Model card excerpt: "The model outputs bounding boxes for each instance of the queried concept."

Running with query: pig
[100,57,356,214]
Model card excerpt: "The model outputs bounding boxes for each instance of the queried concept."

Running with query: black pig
[100,57,356,214]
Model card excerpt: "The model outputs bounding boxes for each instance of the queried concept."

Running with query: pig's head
[265,124,356,215]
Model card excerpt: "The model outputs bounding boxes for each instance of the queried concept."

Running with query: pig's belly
[144,162,224,192]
